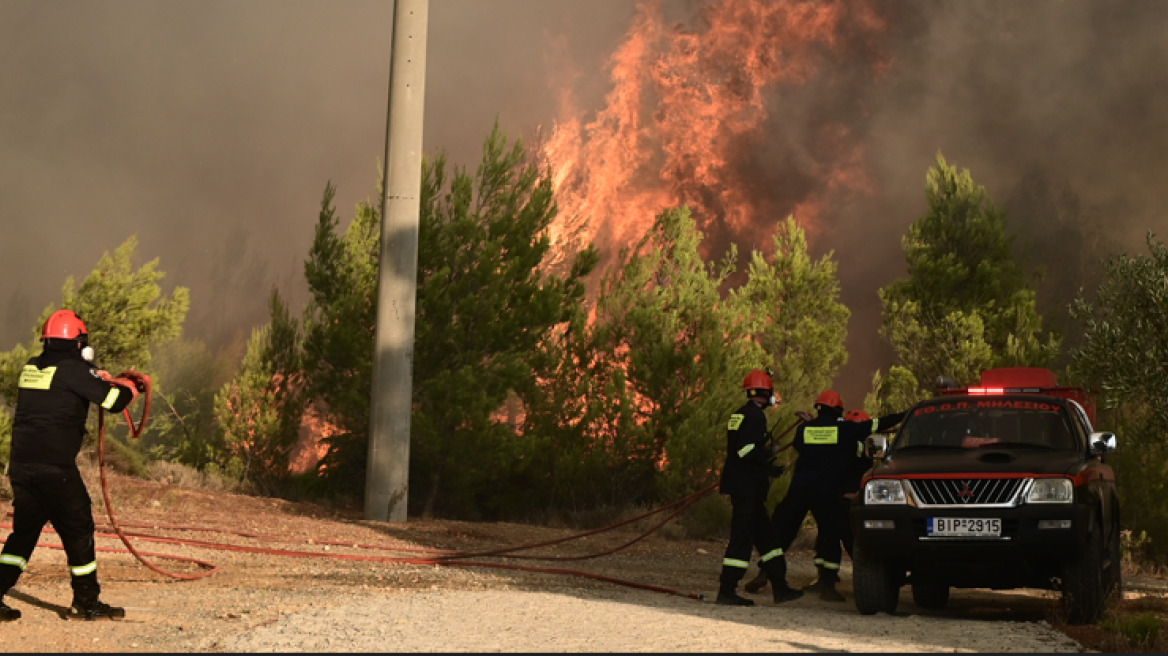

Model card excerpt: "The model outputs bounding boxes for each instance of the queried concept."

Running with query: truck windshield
[895,399,1078,451]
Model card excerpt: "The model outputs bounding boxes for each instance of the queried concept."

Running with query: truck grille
[908,478,1027,507]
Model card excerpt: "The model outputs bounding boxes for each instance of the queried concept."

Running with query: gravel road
[201,587,1087,653]
[0,471,1102,652]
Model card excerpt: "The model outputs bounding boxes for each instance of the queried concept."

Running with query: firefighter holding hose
[715,368,805,606]
[0,309,147,622]
[767,391,905,602]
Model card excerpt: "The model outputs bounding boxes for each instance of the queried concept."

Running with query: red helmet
[815,389,844,410]
[42,309,88,341]
[845,409,871,422]
[742,369,773,392]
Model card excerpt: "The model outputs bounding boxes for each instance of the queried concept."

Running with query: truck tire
[911,580,950,610]
[1103,521,1123,603]
[852,541,900,615]
[1061,518,1105,625]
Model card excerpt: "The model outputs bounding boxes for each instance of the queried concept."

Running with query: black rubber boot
[743,567,769,594]
[715,589,756,606]
[67,598,125,621]
[759,557,802,604]
[0,599,20,621]
[716,566,755,606]
[818,582,845,602]
[768,569,804,603]
[772,583,805,604]
[802,565,839,590]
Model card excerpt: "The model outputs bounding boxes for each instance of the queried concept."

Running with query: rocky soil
[0,470,1157,652]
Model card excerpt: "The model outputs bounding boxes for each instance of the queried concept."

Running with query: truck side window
[1067,400,1092,450]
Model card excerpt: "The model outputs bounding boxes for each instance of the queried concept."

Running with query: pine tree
[213,289,304,493]
[409,126,596,517]
[868,153,1060,413]
[299,182,381,494]
[0,235,189,466]
[731,215,850,411]
[291,126,595,515]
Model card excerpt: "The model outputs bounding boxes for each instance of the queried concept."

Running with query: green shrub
[679,493,732,541]
[1101,611,1163,650]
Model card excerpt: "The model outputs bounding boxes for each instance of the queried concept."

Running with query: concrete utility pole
[367,0,429,523]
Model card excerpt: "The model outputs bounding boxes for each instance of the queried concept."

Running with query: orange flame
[542,0,888,274]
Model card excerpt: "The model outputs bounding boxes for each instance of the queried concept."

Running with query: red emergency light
[967,387,1005,395]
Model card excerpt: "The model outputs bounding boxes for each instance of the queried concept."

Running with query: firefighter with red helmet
[715,368,804,605]
[797,408,877,597]
[745,406,877,596]
[0,310,145,622]
[767,390,905,602]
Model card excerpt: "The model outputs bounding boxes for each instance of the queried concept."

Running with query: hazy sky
[3,0,1166,406]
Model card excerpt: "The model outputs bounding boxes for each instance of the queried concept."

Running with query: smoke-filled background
[2,0,1166,406]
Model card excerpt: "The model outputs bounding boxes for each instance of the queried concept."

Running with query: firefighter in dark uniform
[799,408,879,600]
[0,310,144,622]
[746,406,876,596]
[716,369,804,606]
[768,390,905,602]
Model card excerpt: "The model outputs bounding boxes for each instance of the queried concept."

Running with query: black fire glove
[767,458,786,478]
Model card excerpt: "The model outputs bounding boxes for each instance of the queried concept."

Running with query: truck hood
[873,448,1084,478]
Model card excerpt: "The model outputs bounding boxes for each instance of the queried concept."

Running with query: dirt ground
[0,470,1162,653]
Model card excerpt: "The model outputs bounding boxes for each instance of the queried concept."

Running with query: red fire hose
[96,370,220,580]
[55,392,806,599]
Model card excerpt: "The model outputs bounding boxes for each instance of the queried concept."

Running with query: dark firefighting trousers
[0,463,102,603]
[721,488,786,593]
[809,494,853,581]
[771,479,846,582]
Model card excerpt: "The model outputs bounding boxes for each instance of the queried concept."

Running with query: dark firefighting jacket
[718,399,774,497]
[11,345,137,466]
[791,409,906,494]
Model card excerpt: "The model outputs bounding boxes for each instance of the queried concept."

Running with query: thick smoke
[2,1,1165,406]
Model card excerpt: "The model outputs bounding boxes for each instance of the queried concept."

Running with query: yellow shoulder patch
[18,365,55,390]
[804,426,839,445]
[727,414,744,430]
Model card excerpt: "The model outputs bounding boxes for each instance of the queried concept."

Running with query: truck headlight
[864,479,909,505]
[1026,478,1073,504]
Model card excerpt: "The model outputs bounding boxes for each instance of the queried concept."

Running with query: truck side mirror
[865,434,888,459]
[1089,431,1117,456]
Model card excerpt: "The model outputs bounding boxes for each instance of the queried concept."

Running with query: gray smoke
[2,0,1165,406]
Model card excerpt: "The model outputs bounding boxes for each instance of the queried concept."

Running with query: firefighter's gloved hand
[109,377,140,403]
[117,370,150,394]
[796,410,814,422]
[94,369,113,382]
[767,458,786,478]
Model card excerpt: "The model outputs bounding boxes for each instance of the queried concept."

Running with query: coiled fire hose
[96,370,221,580]
[44,394,805,598]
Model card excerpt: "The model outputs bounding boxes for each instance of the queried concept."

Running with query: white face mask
[81,346,95,363]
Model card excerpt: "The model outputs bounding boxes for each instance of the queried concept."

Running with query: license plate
[928,517,1001,536]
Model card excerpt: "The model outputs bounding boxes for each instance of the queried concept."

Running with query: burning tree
[522,207,848,512]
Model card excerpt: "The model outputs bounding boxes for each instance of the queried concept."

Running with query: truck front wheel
[852,541,900,615]
[1061,518,1105,625]
[1103,521,1123,603]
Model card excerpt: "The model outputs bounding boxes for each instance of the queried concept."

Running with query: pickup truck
[850,367,1121,624]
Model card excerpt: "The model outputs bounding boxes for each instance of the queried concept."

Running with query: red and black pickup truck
[850,367,1121,625]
